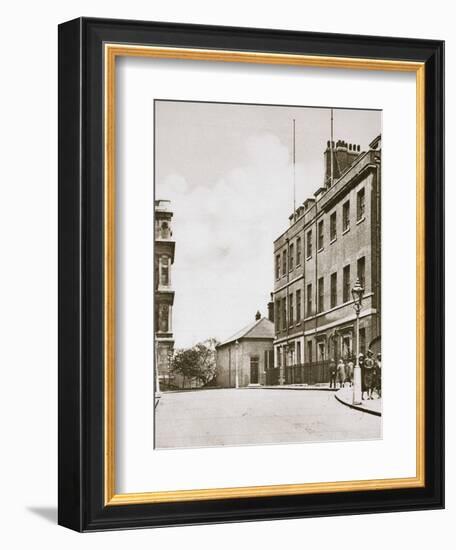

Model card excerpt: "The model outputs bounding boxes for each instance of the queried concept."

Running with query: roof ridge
[241,317,265,339]
[217,316,273,348]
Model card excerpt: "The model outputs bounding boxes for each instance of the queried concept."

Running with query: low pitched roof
[217,317,275,348]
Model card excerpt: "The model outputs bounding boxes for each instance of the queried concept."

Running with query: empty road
[155,388,381,449]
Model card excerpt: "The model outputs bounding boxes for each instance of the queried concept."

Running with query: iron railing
[265,360,332,386]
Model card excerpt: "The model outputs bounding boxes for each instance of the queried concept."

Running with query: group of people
[329,350,381,400]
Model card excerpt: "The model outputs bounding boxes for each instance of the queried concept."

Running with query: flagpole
[330,108,334,186]
[292,118,296,220]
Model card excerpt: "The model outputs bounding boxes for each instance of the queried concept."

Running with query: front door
[250,357,259,384]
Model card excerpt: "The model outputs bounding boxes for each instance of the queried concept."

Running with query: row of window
[275,188,366,280]
[275,257,365,330]
[276,340,303,368]
[275,329,367,367]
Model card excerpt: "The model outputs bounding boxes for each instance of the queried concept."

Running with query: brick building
[270,135,381,385]
[155,199,175,389]
[216,312,275,388]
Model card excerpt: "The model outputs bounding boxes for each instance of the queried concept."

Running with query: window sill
[356,216,365,225]
[317,247,324,253]
[342,227,350,235]
[330,237,337,245]
[306,255,312,261]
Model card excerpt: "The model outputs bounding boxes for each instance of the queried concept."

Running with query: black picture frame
[58,17,444,532]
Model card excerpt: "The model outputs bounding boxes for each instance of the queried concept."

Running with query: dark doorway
[250,357,259,384]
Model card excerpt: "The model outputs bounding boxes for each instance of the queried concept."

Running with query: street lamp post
[235,340,240,389]
[351,278,364,405]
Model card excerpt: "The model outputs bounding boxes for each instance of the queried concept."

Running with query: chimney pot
[255,311,261,321]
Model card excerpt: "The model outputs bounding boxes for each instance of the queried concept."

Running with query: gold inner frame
[104,44,426,506]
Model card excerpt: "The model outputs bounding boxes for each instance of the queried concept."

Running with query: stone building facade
[271,136,381,385]
[155,199,175,388]
[216,313,275,388]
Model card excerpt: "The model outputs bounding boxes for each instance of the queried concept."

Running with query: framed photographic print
[58,17,444,531]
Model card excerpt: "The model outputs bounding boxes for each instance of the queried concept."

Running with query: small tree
[193,338,218,385]
[171,338,219,388]
[171,348,200,388]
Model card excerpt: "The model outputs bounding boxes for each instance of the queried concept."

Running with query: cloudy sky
[155,100,381,349]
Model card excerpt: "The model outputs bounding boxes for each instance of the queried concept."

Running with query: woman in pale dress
[336,359,346,388]
[363,349,375,400]
[345,360,354,387]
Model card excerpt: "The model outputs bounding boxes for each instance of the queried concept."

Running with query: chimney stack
[255,310,261,321]
[267,293,274,323]
[324,140,361,187]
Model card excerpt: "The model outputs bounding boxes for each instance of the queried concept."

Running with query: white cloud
[157,131,316,349]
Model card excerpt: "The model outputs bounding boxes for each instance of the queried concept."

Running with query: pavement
[334,387,382,416]
[155,387,381,449]
[249,384,336,391]
[250,384,382,416]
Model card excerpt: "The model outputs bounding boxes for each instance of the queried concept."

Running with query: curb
[245,385,337,392]
[334,389,382,416]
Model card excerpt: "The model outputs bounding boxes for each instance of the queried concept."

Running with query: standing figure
[363,349,375,400]
[374,352,382,398]
[329,360,337,389]
[336,359,346,389]
[346,360,354,387]
[358,353,365,397]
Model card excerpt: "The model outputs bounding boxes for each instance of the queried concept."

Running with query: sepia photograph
[154,100,382,450]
